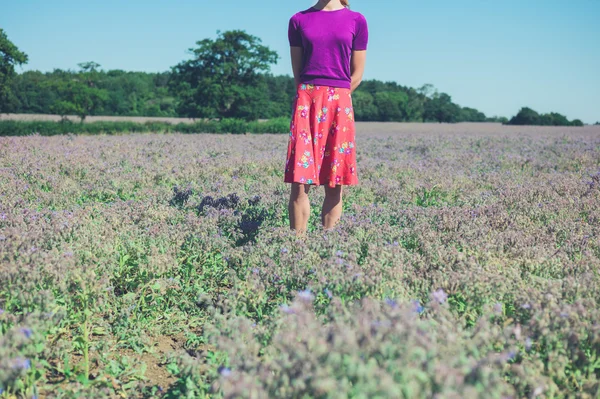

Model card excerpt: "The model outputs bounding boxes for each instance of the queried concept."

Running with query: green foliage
[486,115,509,123]
[0,28,28,112]
[0,118,291,136]
[458,106,486,122]
[41,63,109,122]
[9,69,178,117]
[507,107,583,126]
[169,30,278,121]
[424,92,461,123]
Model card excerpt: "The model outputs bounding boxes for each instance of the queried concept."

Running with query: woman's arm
[350,50,367,93]
[290,47,304,86]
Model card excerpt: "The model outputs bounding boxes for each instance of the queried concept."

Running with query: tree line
[0,28,587,125]
[506,107,583,127]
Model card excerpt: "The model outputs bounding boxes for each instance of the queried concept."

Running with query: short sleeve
[353,14,368,51]
[288,15,303,47]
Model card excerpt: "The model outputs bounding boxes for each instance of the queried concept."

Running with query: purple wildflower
[521,303,531,309]
[20,328,33,338]
[298,289,314,301]
[12,357,31,370]
[0,308,4,315]
[525,337,533,351]
[252,268,260,275]
[281,247,289,254]
[336,250,343,257]
[218,366,232,377]
[432,288,448,304]
[280,304,295,314]
[384,298,397,308]
[493,303,503,314]
[411,299,424,314]
[324,288,332,299]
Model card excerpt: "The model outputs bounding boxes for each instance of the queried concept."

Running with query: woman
[284,0,368,236]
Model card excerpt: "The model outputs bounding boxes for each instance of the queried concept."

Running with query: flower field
[1,122,599,398]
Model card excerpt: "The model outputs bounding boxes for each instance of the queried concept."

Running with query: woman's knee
[290,183,311,201]
[324,185,343,201]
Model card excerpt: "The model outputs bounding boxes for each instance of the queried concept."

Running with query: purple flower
[493,303,503,314]
[432,288,448,304]
[336,250,343,257]
[280,304,295,314]
[20,328,33,338]
[384,298,397,308]
[525,337,533,351]
[0,308,4,315]
[411,299,424,314]
[281,247,289,254]
[218,366,231,377]
[521,303,531,309]
[392,241,399,246]
[63,251,74,257]
[324,288,332,299]
[298,289,314,301]
[252,268,260,275]
[501,351,517,362]
[12,357,31,370]
[0,212,7,220]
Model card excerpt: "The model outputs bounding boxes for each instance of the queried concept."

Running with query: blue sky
[2,0,599,123]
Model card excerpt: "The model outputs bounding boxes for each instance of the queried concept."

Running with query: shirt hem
[300,77,351,89]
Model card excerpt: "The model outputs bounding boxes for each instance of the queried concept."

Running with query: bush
[0,118,290,136]
[507,107,583,127]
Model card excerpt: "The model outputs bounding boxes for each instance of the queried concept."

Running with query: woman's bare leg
[322,185,343,230]
[289,183,311,236]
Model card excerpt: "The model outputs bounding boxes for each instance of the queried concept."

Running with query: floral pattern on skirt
[284,84,359,188]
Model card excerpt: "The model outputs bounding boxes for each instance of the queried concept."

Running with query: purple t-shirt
[288,7,368,89]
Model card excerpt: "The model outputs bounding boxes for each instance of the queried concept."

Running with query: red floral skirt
[284,84,359,188]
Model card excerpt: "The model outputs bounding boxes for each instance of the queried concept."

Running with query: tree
[507,107,540,125]
[570,119,583,127]
[507,107,582,126]
[424,92,460,123]
[352,91,379,121]
[169,30,278,121]
[0,29,28,112]
[458,107,486,122]
[45,63,108,122]
[374,91,410,121]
